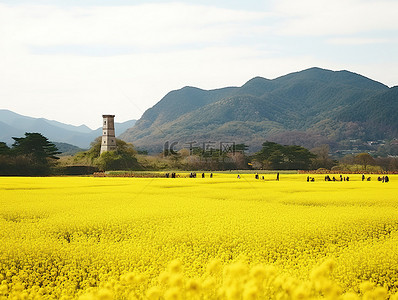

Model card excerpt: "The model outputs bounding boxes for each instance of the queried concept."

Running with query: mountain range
[0,109,136,149]
[120,67,398,153]
[2,67,397,155]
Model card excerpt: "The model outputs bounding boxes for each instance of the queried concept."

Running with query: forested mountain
[120,67,396,153]
[0,110,136,149]
[338,87,398,139]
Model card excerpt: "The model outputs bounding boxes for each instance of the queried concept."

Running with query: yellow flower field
[0,174,397,299]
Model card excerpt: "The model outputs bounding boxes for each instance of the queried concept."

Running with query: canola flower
[0,174,398,299]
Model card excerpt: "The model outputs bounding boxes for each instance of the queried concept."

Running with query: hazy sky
[1,0,397,129]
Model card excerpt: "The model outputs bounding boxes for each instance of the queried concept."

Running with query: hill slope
[120,67,395,152]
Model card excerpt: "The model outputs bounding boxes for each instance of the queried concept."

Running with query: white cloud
[327,37,390,45]
[274,0,398,36]
[0,3,270,49]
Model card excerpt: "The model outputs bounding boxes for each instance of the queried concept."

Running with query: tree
[74,137,102,164]
[234,144,249,154]
[0,133,60,175]
[75,137,140,171]
[12,133,60,163]
[310,144,337,170]
[98,141,139,171]
[355,153,375,171]
[0,142,10,155]
[252,141,315,170]
[0,142,12,175]
[284,145,316,170]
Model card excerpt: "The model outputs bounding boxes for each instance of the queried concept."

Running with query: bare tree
[355,153,375,171]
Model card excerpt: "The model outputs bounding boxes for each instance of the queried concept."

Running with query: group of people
[306,174,391,182]
[362,174,390,182]
[361,174,369,181]
[306,175,351,182]
[189,172,213,178]
[324,175,350,182]
[165,172,177,178]
[377,176,390,182]
[254,173,263,180]
[253,173,280,181]
[164,172,391,182]
[164,172,215,178]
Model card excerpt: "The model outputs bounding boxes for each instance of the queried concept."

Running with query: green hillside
[120,67,394,153]
[338,86,398,139]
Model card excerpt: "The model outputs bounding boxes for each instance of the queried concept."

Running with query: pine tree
[12,133,60,163]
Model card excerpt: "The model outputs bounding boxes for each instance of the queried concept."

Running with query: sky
[1,0,397,129]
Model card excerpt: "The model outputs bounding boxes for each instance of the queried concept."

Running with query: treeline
[2,133,398,175]
[144,142,332,171]
[0,134,142,175]
[145,141,398,172]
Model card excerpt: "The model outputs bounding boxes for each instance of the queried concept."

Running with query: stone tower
[100,115,117,154]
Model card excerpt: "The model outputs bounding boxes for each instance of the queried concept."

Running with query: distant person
[385,175,389,183]
[362,174,365,181]
[210,173,213,178]
[307,176,310,182]
[202,173,205,178]
[346,176,350,181]
[367,177,371,181]
[255,173,259,179]
[276,173,279,181]
[237,175,241,179]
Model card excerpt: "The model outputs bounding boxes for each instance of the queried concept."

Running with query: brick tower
[100,115,117,154]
